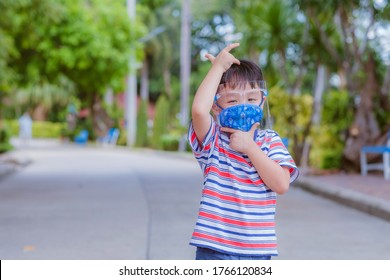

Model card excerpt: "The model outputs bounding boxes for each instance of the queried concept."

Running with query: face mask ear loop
[259,89,272,130]
[259,89,268,107]
[214,95,224,110]
[263,97,273,130]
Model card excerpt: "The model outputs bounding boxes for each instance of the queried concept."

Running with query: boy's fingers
[250,123,260,132]
[225,42,240,52]
[205,53,215,63]
[221,123,258,134]
[220,127,237,134]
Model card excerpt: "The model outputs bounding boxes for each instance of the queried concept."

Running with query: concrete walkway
[127,148,390,223]
[1,138,390,260]
[1,138,390,223]
[0,139,390,224]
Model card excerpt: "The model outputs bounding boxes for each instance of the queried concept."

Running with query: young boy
[188,43,299,260]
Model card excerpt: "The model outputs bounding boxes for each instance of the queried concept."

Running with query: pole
[126,0,137,147]
[179,0,191,151]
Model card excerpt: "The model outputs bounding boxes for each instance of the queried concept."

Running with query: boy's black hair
[219,59,264,89]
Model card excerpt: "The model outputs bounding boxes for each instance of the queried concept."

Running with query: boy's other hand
[205,43,241,72]
[220,122,259,154]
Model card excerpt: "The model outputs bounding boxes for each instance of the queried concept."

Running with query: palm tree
[297,0,390,167]
[233,0,311,163]
[12,76,75,120]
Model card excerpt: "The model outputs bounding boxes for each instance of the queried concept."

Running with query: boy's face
[213,81,266,116]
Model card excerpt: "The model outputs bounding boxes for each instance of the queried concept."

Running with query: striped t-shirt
[188,119,299,256]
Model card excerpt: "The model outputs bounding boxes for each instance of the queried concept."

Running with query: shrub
[310,90,353,169]
[136,99,149,147]
[151,95,169,149]
[116,128,127,146]
[268,86,312,159]
[3,119,66,138]
[268,87,352,170]
[161,134,180,151]
[32,121,67,138]
[0,126,13,153]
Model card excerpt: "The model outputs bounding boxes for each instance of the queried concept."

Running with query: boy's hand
[205,43,241,72]
[220,123,259,154]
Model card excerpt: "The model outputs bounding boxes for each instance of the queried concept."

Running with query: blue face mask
[218,104,263,132]
[215,80,268,132]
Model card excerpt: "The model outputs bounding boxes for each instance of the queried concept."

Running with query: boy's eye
[227,99,238,104]
[247,92,262,103]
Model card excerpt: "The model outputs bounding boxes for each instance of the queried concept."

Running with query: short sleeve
[187,116,216,161]
[264,131,299,184]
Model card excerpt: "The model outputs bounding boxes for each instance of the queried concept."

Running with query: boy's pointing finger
[225,42,240,52]
[205,53,215,63]
[250,123,260,131]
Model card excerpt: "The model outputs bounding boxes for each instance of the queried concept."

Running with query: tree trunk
[91,96,114,139]
[32,104,47,121]
[300,64,327,168]
[163,65,172,97]
[179,0,191,152]
[312,65,327,126]
[140,59,150,101]
[380,64,390,112]
[343,53,380,167]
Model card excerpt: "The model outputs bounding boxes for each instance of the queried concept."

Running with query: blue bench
[360,131,390,180]
[97,128,120,147]
[74,129,89,145]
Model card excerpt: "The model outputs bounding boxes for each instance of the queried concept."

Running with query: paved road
[1,140,390,260]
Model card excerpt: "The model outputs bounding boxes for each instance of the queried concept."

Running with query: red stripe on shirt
[204,142,212,151]
[193,232,276,248]
[270,142,284,149]
[205,166,263,185]
[199,211,275,227]
[218,146,251,166]
[190,130,197,142]
[202,189,276,206]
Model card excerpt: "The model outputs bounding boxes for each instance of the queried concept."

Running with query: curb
[0,162,16,179]
[294,176,390,222]
[0,156,32,181]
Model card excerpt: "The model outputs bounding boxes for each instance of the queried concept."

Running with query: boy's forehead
[218,81,258,91]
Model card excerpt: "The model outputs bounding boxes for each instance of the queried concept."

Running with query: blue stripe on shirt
[201,201,275,216]
[206,178,272,194]
[196,223,276,237]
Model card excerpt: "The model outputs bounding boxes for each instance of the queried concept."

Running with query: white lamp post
[125,0,137,147]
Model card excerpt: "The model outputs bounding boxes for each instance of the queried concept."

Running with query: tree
[296,0,390,168]
[232,0,390,169]
[138,0,181,102]
[137,0,235,149]
[0,2,15,120]
[0,0,69,119]
[233,0,312,164]
[55,0,144,135]
[0,0,146,137]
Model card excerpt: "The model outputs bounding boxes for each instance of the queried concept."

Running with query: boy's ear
[211,103,221,115]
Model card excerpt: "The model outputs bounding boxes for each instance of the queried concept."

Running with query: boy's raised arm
[191,43,240,144]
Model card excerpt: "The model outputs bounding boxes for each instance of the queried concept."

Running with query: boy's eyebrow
[220,92,239,98]
[223,89,262,94]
